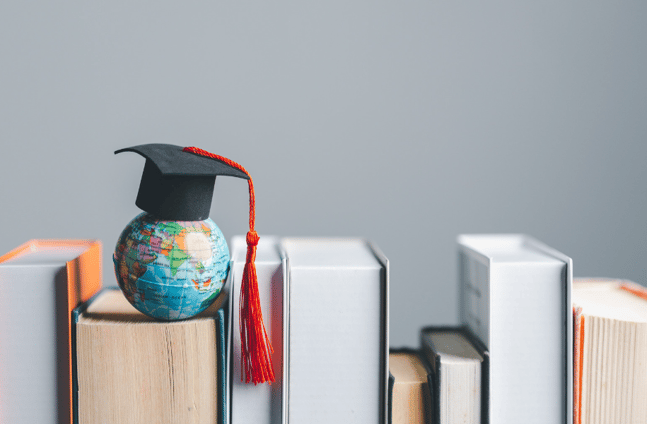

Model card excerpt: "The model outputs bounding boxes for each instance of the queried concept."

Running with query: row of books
[0,235,645,423]
[389,235,647,424]
[0,236,389,424]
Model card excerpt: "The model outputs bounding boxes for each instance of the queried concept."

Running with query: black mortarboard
[115,143,250,221]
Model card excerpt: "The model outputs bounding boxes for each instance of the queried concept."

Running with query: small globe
[113,212,229,320]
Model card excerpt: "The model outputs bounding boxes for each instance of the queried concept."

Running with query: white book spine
[229,236,286,424]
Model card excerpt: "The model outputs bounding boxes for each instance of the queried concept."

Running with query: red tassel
[183,146,275,385]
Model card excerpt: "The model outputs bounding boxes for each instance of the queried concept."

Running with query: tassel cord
[183,146,275,384]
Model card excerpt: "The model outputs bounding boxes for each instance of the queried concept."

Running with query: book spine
[65,241,102,424]
[230,237,285,424]
[72,289,111,424]
[387,371,394,424]
[572,306,583,424]
[217,306,228,424]
[368,241,390,424]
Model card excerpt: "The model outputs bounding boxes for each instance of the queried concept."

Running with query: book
[229,236,286,424]
[573,278,647,424]
[458,234,572,424]
[73,288,228,424]
[388,349,432,424]
[420,326,489,424]
[280,237,389,424]
[0,239,102,424]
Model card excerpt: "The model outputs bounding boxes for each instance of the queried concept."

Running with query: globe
[113,212,229,320]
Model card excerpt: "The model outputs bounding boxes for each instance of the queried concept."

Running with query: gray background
[1,1,645,347]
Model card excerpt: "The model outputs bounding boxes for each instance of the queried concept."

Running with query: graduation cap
[115,143,274,385]
[114,143,250,221]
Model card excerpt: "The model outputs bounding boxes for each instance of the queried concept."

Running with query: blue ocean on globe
[113,212,229,320]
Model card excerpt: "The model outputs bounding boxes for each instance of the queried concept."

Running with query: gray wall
[1,1,645,347]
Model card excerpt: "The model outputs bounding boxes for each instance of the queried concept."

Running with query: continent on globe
[113,212,230,320]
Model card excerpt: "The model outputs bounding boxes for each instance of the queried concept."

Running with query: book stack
[1,234,644,424]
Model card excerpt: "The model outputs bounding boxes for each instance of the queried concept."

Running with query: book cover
[458,234,572,424]
[0,239,102,424]
[280,237,389,424]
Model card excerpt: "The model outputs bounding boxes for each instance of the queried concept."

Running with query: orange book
[0,240,102,424]
[573,278,647,424]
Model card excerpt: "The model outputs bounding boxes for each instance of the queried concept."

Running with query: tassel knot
[246,231,260,247]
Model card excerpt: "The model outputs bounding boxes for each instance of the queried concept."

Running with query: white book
[229,236,286,424]
[0,240,102,424]
[458,234,572,424]
[281,237,389,424]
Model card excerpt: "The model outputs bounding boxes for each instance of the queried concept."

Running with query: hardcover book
[420,326,489,424]
[280,237,389,424]
[72,288,228,424]
[458,234,572,424]
[388,348,432,424]
[0,239,102,424]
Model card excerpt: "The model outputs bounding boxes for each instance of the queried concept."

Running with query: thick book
[573,278,647,424]
[458,234,572,424]
[420,326,489,424]
[0,239,102,424]
[228,236,286,424]
[388,348,432,424]
[72,288,228,424]
[280,237,389,424]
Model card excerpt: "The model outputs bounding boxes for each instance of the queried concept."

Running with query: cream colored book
[573,278,647,424]
[74,289,227,424]
[389,351,431,424]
